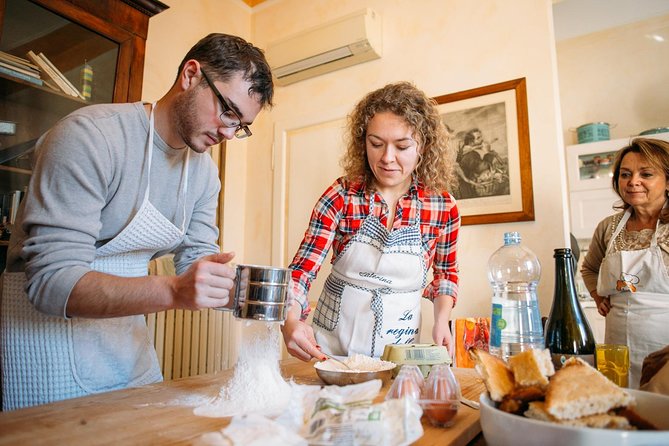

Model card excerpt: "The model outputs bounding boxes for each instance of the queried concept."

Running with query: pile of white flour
[194,322,293,418]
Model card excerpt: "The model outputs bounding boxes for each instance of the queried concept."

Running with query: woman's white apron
[597,209,669,388]
[0,103,190,409]
[312,192,427,358]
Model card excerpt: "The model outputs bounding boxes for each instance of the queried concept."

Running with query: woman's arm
[582,216,614,316]
[425,192,460,355]
[432,294,455,357]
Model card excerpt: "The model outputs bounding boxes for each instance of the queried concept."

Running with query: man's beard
[172,88,209,151]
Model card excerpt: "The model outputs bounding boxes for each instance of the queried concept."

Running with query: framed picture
[433,78,534,225]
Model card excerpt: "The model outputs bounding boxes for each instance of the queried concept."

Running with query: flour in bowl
[318,353,395,372]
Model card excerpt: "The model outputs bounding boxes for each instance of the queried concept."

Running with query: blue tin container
[639,127,669,136]
[577,122,610,144]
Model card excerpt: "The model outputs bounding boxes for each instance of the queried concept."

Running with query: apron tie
[370,287,392,357]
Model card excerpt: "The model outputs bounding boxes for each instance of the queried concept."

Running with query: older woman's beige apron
[312,192,426,358]
[597,209,669,388]
[0,103,190,409]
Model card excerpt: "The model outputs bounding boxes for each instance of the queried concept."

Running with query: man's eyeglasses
[200,68,252,139]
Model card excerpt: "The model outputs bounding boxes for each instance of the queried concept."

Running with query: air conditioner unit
[266,8,382,86]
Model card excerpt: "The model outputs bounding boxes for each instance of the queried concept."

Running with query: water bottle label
[550,353,595,370]
[490,303,504,348]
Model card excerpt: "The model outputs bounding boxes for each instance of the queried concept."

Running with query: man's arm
[66,252,236,318]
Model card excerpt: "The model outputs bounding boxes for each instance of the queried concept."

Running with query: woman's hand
[591,291,611,316]
[433,295,455,358]
[280,305,323,361]
[432,320,454,358]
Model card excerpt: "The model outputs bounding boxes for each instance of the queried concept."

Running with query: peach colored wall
[250,0,568,322]
[557,14,669,145]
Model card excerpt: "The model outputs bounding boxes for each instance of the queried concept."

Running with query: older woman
[281,82,460,361]
[582,137,669,388]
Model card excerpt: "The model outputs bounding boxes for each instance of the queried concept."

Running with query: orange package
[455,317,491,368]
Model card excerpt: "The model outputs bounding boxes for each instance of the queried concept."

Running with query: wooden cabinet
[0,0,167,268]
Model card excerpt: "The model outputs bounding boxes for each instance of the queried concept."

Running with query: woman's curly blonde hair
[341,81,455,193]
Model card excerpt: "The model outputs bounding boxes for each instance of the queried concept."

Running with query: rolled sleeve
[423,198,460,305]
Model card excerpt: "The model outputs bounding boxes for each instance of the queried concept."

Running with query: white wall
[249,0,569,325]
[556,14,669,145]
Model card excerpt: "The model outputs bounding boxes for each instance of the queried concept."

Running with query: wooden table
[0,359,486,445]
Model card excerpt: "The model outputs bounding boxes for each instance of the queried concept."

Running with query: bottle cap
[503,232,521,245]
[553,248,572,257]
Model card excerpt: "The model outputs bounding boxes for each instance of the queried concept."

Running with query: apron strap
[144,101,191,233]
[607,208,662,254]
[141,102,157,206]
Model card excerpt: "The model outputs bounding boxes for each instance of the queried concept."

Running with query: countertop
[0,358,487,445]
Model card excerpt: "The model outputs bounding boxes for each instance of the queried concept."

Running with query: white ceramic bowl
[314,358,395,386]
[480,389,669,446]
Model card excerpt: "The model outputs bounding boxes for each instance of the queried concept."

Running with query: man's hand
[172,252,236,310]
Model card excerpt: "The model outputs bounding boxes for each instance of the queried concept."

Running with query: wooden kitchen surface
[0,358,486,445]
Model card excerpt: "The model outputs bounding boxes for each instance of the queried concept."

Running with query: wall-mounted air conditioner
[266,8,382,86]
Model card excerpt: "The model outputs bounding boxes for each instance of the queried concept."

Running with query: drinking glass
[595,344,629,387]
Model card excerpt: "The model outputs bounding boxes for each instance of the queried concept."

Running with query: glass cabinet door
[0,0,121,266]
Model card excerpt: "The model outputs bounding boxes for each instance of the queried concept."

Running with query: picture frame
[433,78,534,226]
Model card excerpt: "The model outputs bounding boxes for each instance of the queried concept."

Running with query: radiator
[146,256,239,379]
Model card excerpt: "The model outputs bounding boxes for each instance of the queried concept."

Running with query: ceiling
[553,0,669,41]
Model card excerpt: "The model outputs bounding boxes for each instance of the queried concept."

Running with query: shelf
[0,165,31,175]
[0,71,88,105]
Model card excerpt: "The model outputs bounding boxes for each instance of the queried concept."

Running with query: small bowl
[314,362,394,386]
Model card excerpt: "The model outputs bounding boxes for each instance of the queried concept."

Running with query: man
[0,33,274,410]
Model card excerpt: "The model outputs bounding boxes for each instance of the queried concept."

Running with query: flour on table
[194,322,292,418]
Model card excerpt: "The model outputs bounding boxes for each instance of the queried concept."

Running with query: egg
[422,401,459,427]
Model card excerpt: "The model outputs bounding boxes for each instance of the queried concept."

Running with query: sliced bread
[545,357,634,420]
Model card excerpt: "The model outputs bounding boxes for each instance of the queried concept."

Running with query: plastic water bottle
[488,232,544,361]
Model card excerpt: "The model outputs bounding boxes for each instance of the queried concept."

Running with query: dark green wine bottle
[544,248,596,369]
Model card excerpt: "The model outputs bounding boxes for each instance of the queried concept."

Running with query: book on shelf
[0,60,40,78]
[38,52,85,100]
[0,51,40,73]
[0,64,43,86]
[26,50,78,97]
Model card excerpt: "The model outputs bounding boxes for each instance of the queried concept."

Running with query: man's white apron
[0,103,190,409]
[312,192,427,358]
[597,208,669,388]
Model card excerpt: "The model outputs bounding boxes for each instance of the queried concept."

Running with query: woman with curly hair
[281,82,460,361]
